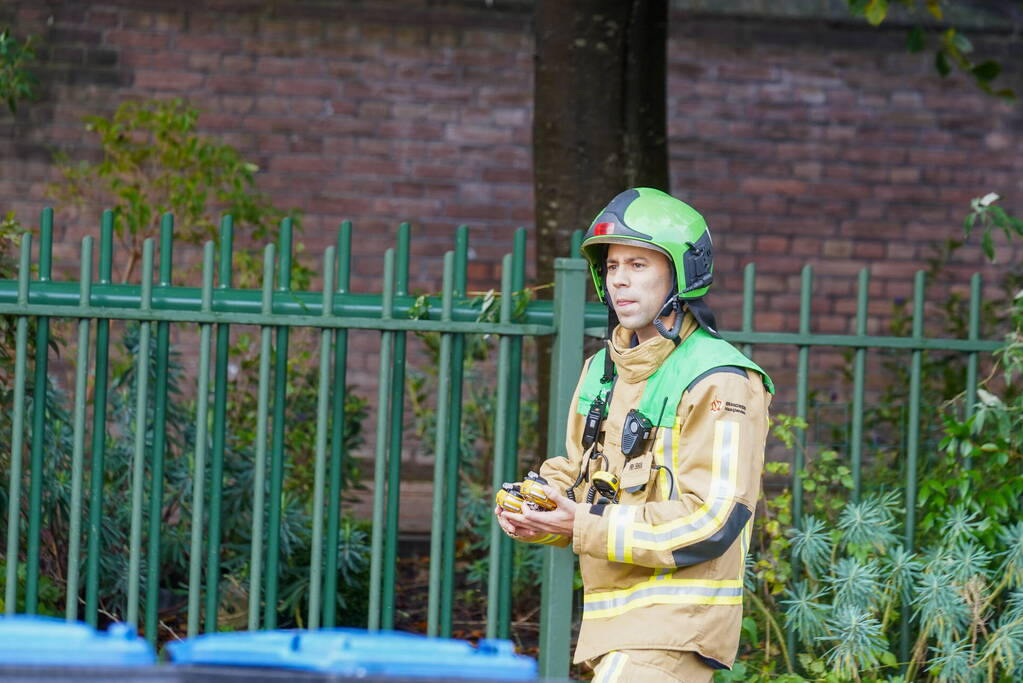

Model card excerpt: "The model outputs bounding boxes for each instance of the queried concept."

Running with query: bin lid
[0,615,156,666]
[168,629,536,680]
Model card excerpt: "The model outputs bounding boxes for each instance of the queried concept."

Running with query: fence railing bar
[7,282,1005,353]
[742,263,755,358]
[792,265,812,530]
[787,264,813,667]
[187,242,216,637]
[85,211,114,626]
[440,226,469,638]
[964,273,982,471]
[486,252,514,639]
[65,236,93,620]
[850,268,869,502]
[3,232,32,615]
[382,223,411,631]
[537,257,587,679]
[0,283,573,326]
[25,208,53,615]
[427,251,455,637]
[899,269,927,665]
[205,216,234,632]
[368,249,396,632]
[264,218,294,630]
[497,227,527,639]
[127,239,155,625]
[323,221,352,629]
[307,246,336,631]
[145,214,174,643]
[904,270,926,551]
[0,303,557,337]
[246,243,276,632]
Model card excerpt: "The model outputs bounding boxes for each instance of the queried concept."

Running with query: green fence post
[187,243,216,637]
[440,226,469,637]
[786,264,813,666]
[850,268,869,502]
[25,208,52,615]
[382,223,410,630]
[497,228,527,638]
[427,253,455,637]
[741,263,755,358]
[308,247,336,630]
[65,236,93,620]
[899,270,926,665]
[486,253,514,639]
[369,249,396,631]
[4,233,32,615]
[964,273,981,471]
[205,216,234,632]
[85,211,114,626]
[145,215,174,642]
[247,244,276,631]
[127,239,155,626]
[323,222,352,628]
[264,219,293,630]
[538,256,586,679]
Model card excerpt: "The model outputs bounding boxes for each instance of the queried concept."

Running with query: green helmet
[581,187,719,341]
[580,187,714,303]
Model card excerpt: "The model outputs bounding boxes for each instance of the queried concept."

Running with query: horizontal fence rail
[0,209,1006,678]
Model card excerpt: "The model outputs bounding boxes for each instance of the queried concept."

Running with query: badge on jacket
[619,450,653,491]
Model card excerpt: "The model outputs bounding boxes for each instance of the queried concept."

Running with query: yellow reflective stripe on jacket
[653,424,680,501]
[628,420,740,552]
[523,533,563,546]
[607,505,637,563]
[740,518,753,560]
[593,651,629,682]
[583,576,744,620]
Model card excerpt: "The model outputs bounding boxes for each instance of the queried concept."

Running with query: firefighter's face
[605,243,674,343]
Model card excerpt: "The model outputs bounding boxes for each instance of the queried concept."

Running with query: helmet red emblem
[593,222,614,236]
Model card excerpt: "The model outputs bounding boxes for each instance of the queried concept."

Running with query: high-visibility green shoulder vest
[576,328,775,427]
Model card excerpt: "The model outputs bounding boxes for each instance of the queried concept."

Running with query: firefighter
[496,187,774,682]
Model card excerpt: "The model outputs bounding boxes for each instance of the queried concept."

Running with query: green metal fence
[0,208,1004,678]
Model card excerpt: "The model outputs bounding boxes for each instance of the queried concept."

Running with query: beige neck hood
[606,313,698,384]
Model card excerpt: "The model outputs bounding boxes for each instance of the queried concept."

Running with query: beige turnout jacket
[525,316,771,668]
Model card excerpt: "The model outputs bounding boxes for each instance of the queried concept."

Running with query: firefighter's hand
[508,487,578,538]
[494,505,545,541]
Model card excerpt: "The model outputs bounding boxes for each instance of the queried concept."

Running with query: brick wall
[1,0,1021,412]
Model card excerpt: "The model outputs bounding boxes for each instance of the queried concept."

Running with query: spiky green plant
[829,556,883,611]
[781,580,829,648]
[952,539,994,583]
[997,522,1023,589]
[914,571,971,644]
[1004,591,1023,623]
[927,638,976,683]
[980,617,1023,679]
[943,504,988,543]
[882,545,922,603]
[836,493,898,555]
[817,604,890,679]
[788,515,831,579]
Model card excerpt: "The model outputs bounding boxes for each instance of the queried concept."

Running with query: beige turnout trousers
[591,649,715,682]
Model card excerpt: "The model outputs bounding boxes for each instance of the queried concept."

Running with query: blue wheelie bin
[0,615,158,682]
[168,629,538,681]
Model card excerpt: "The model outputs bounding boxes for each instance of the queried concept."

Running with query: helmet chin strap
[652,294,683,343]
